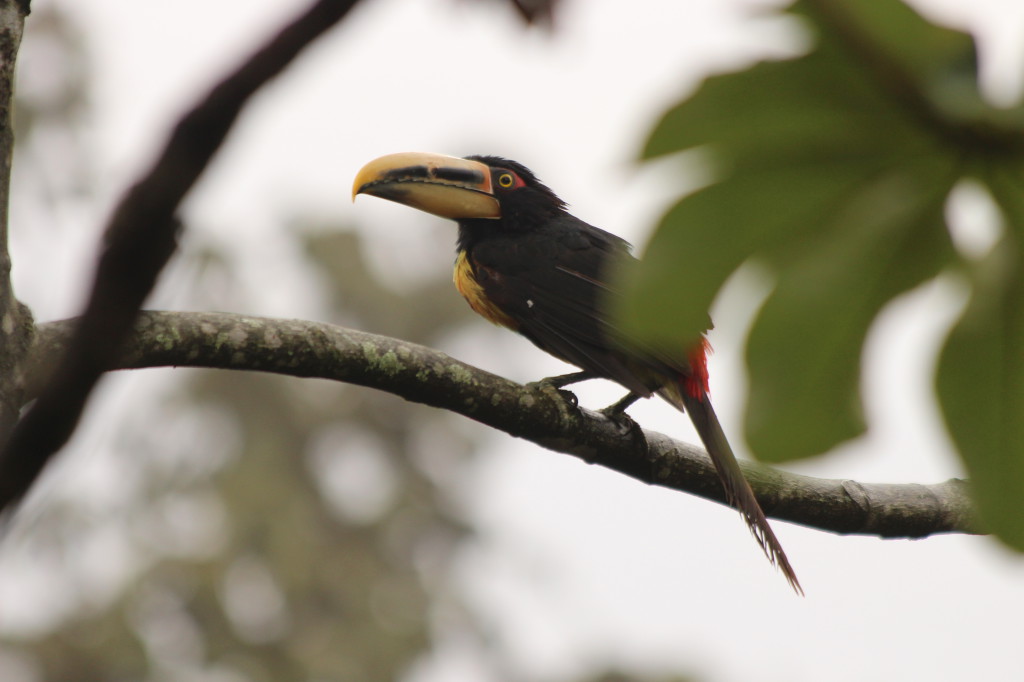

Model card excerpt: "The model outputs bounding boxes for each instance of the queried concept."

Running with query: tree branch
[29,311,980,539]
[0,0,361,514]
[0,2,34,443]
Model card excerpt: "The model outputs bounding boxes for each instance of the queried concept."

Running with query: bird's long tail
[660,345,802,594]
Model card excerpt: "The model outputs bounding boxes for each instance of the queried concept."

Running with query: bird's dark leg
[534,370,597,389]
[600,391,642,418]
[600,392,648,453]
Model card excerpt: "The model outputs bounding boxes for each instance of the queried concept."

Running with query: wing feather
[468,217,665,395]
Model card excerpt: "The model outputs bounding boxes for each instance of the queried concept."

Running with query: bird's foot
[528,378,578,409]
[527,371,597,408]
[599,393,648,451]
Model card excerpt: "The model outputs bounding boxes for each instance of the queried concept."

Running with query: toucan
[353,152,801,594]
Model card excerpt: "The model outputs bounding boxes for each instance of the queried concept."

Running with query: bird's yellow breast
[453,251,519,330]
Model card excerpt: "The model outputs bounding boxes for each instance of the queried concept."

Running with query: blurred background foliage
[0,5,697,682]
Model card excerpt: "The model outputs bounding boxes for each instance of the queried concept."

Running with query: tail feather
[666,385,803,595]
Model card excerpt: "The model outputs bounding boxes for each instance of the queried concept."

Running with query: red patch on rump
[684,337,712,399]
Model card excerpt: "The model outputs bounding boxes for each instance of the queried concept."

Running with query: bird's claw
[529,370,598,408]
[556,388,579,408]
[599,404,638,436]
[599,395,648,452]
[527,378,580,408]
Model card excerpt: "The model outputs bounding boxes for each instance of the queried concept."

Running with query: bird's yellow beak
[352,152,501,219]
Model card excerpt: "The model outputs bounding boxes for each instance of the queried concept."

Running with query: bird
[352,152,802,594]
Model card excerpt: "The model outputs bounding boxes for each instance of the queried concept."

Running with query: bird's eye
[497,173,515,188]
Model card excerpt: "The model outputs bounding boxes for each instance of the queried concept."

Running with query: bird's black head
[463,155,565,213]
[352,152,570,250]
[457,155,567,249]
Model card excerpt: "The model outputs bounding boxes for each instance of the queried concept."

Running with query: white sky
[5,0,1024,680]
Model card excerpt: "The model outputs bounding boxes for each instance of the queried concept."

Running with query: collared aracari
[352,152,801,594]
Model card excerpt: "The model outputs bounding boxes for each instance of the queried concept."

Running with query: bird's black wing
[468,215,659,396]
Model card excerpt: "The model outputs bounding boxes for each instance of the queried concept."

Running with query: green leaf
[747,160,956,462]
[642,50,922,168]
[642,0,976,167]
[794,0,975,83]
[615,156,891,349]
[622,0,1024,551]
[623,0,973,353]
[617,0,1000,465]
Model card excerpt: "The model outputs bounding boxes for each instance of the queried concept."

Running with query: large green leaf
[747,159,956,461]
[622,0,973,349]
[615,156,892,349]
[621,0,1024,547]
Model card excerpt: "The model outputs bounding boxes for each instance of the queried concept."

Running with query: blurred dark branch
[0,2,24,285]
[0,0,362,514]
[30,311,980,540]
[506,0,556,26]
[0,3,33,443]
[804,0,947,135]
